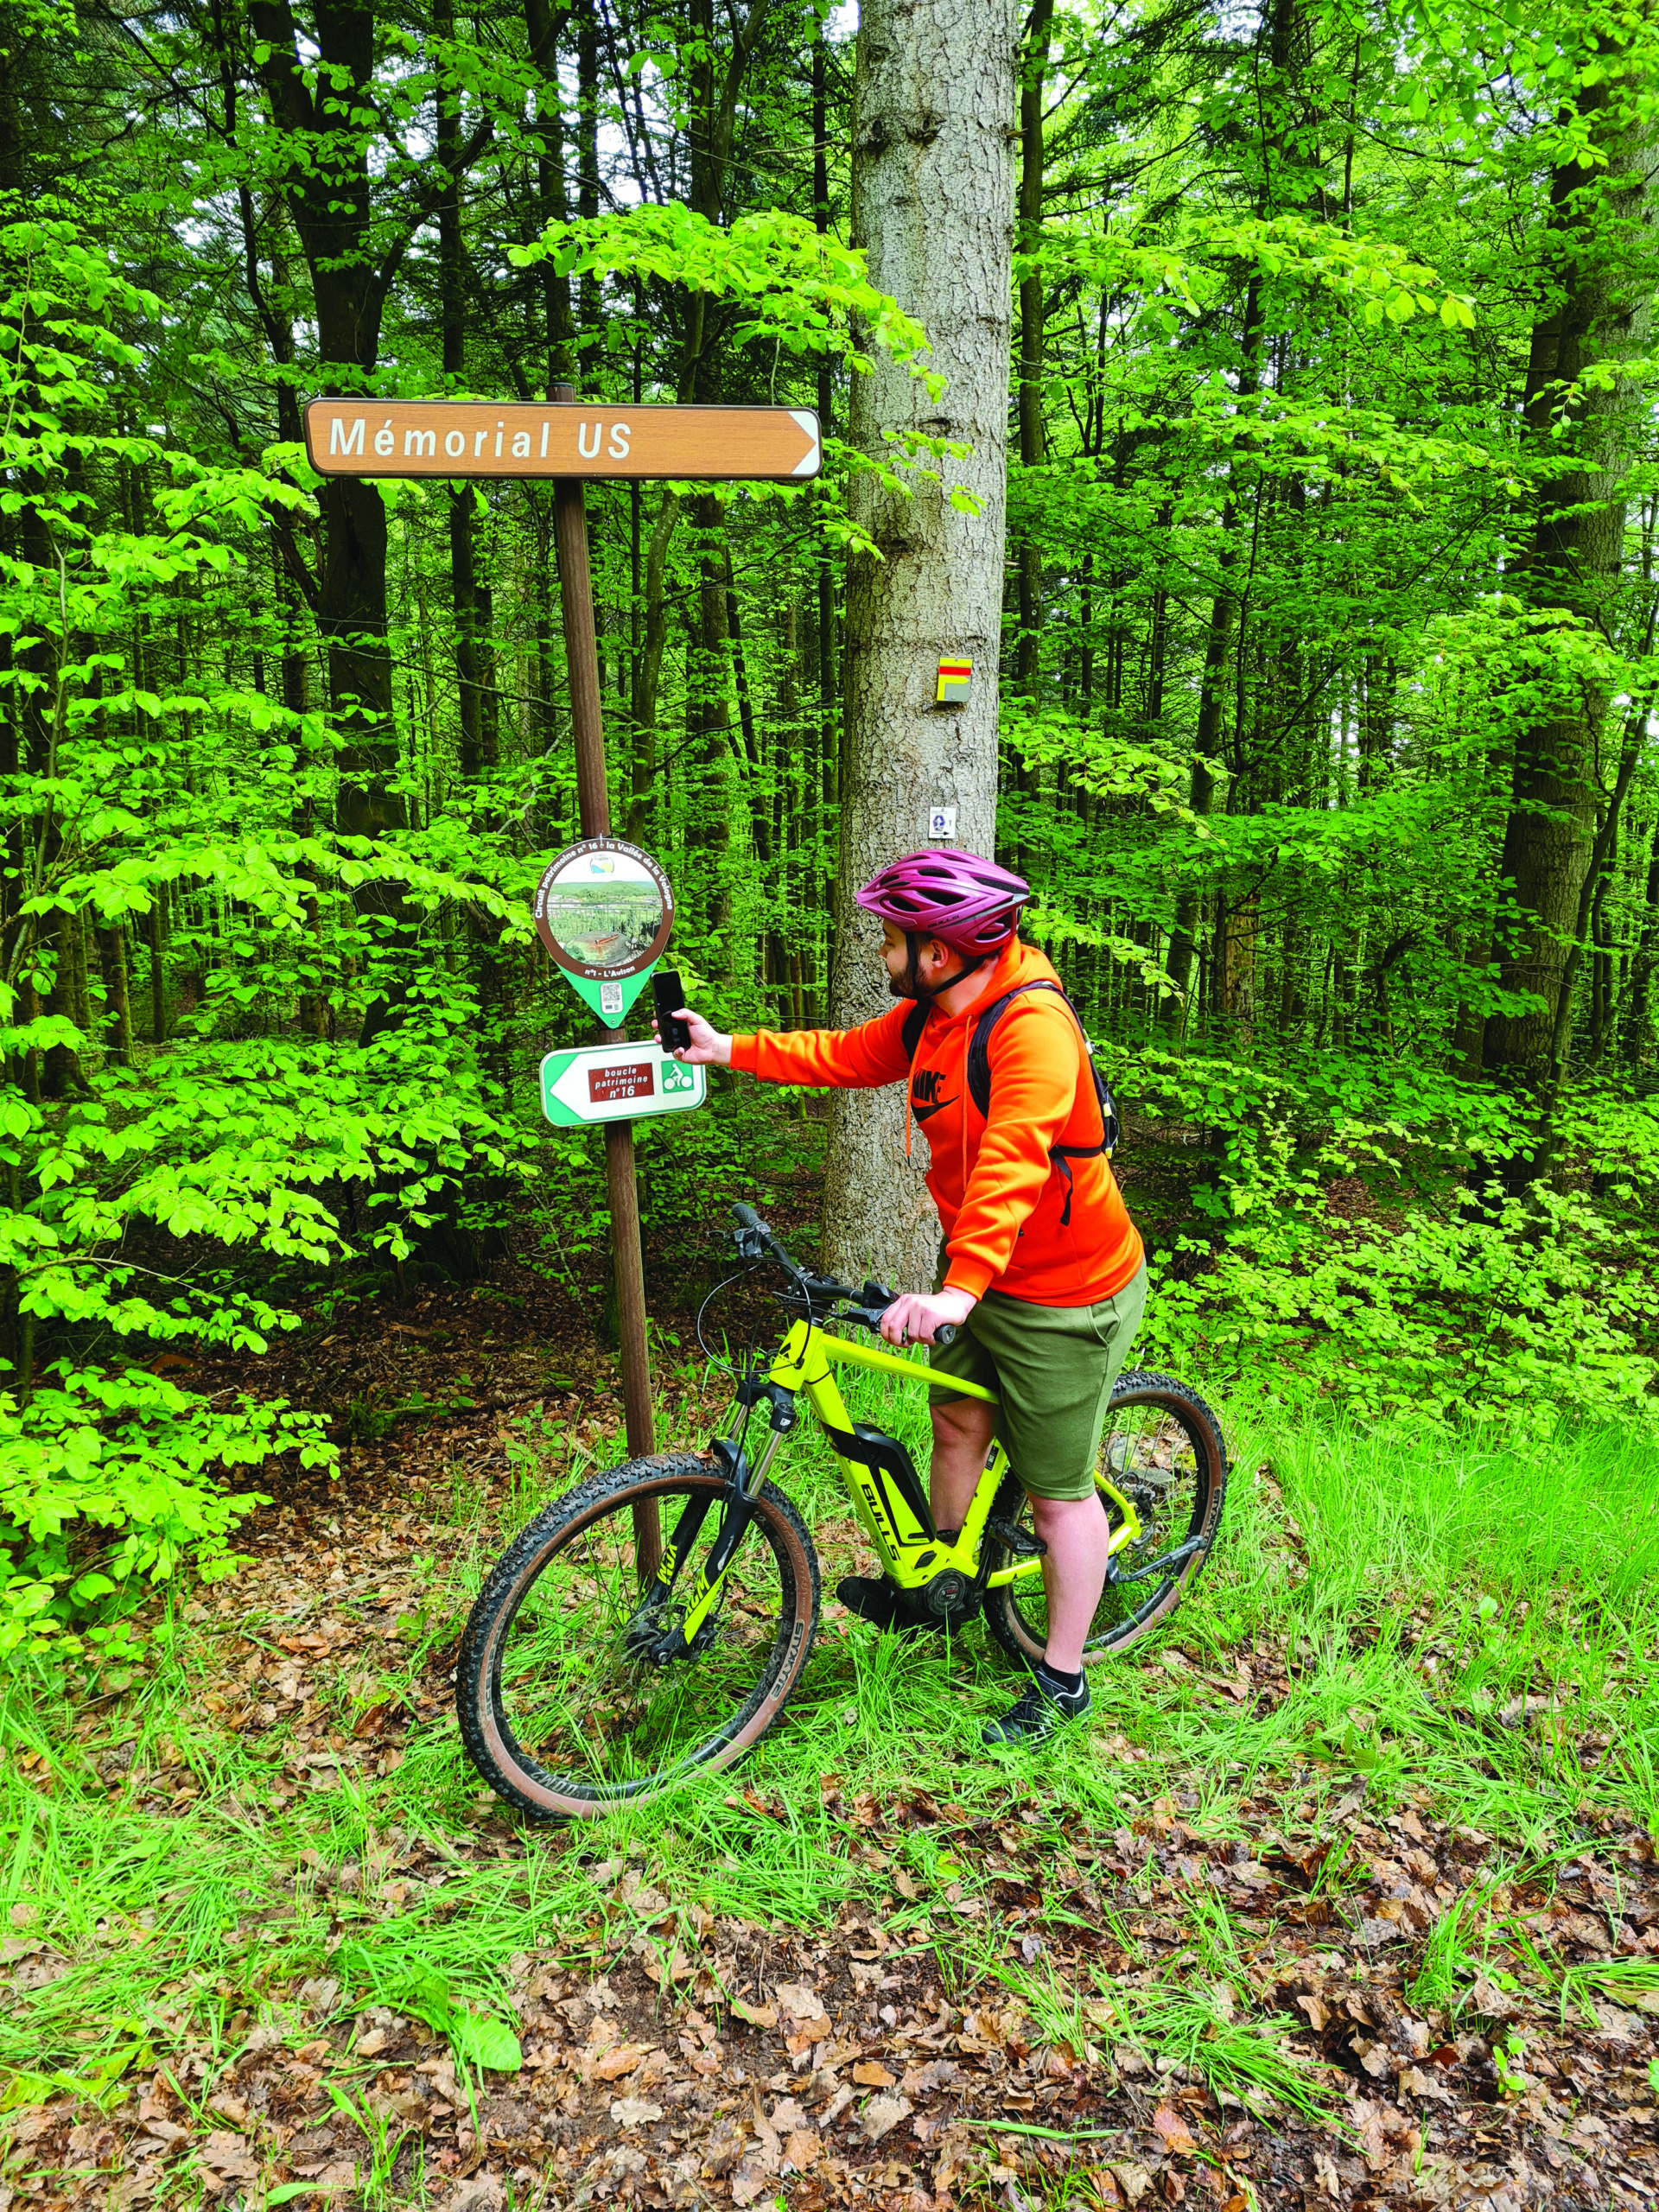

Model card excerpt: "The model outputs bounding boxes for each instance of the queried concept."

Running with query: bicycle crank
[921,1567,975,1619]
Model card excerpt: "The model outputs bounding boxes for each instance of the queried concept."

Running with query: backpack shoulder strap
[963,980,1067,1120]
[899,1001,928,1063]
[965,982,1120,1224]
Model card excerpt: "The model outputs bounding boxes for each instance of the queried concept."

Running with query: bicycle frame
[645,1311,1154,1652]
[767,1316,1147,1595]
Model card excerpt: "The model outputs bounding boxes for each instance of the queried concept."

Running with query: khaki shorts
[928,1264,1148,1502]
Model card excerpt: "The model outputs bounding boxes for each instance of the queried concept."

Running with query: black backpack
[899,980,1121,1227]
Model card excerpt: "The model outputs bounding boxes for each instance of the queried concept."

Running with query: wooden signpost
[318,380,821,1581]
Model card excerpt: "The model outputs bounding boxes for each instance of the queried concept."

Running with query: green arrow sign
[539,1041,707,1127]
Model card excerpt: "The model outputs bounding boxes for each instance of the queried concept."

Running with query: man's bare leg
[931,1409,1107,1668]
[928,1398,996,1534]
[1028,1491,1111,1673]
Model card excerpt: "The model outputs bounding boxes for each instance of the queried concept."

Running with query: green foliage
[0,218,540,1651]
[513,205,932,385]
[0,1367,328,1655]
[1114,1043,1659,1430]
[336,1937,523,2074]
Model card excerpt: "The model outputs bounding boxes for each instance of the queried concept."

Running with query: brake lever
[835,1301,955,1347]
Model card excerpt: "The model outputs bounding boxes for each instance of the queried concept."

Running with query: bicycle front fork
[623,1389,795,1664]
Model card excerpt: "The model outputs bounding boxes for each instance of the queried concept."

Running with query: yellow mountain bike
[458,1203,1227,1817]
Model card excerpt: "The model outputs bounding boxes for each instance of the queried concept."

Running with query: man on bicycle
[659,850,1147,1748]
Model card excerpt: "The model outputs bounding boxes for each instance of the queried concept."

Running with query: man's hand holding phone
[649,970,731,1065]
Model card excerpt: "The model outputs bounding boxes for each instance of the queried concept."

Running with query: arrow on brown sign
[304,400,822,482]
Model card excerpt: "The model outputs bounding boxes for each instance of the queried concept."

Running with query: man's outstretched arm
[654,1003,912,1089]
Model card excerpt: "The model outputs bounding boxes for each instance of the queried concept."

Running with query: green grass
[2,1380,1656,2124]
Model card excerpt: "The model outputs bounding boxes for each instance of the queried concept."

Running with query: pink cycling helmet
[855,849,1030,951]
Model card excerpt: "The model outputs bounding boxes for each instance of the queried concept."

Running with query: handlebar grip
[933,1324,957,1345]
[731,1203,762,1230]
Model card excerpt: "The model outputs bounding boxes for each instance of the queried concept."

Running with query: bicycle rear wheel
[983,1370,1227,1665]
[456,1452,819,1818]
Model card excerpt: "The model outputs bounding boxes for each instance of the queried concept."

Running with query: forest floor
[4,1193,1659,2212]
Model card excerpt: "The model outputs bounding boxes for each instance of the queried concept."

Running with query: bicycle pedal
[988,1518,1047,1560]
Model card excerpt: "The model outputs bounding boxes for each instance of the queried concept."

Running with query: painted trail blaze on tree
[304,401,822,480]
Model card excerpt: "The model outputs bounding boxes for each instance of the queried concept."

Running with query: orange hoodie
[728,939,1143,1306]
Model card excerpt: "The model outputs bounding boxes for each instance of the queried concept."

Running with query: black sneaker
[836,1574,905,1630]
[836,1575,955,1639]
[982,1669,1092,1746]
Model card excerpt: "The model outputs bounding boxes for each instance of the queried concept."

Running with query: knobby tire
[456,1452,819,1820]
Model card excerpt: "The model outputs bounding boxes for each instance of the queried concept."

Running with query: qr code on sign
[600,981,624,1014]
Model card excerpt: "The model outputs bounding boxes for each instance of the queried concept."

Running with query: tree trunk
[437,3,486,779]
[577,2,601,344]
[823,0,1019,1290]
[1014,0,1052,696]
[1164,277,1262,1025]
[248,0,403,829]
[524,0,575,388]
[1622,810,1659,1067]
[811,16,838,1000]
[1482,74,1653,1116]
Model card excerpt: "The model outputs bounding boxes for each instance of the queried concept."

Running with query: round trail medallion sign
[532,838,674,1026]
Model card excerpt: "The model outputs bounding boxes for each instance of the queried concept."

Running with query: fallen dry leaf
[860,2091,912,2143]
[730,1997,778,2030]
[1153,2102,1198,2156]
[852,2060,895,2088]
[609,2095,664,2127]
[199,2131,257,2183]
[731,2155,779,2207]
[782,2126,821,2171]
[901,2058,959,2095]
[592,2042,651,2082]
[702,2124,748,2179]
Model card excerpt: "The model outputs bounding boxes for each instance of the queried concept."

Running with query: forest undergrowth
[3,1320,1656,2212]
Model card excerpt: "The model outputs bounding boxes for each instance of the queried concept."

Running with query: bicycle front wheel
[984,1370,1227,1664]
[456,1452,819,1818]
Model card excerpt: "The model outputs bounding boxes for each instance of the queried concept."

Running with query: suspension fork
[635,1379,797,1650]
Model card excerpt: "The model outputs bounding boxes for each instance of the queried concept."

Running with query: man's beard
[887,969,919,1001]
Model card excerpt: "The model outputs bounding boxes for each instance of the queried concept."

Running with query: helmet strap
[904,931,988,1003]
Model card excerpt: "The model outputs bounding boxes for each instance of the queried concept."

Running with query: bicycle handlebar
[728,1203,956,1345]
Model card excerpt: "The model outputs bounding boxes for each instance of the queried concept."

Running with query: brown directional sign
[304,399,822,481]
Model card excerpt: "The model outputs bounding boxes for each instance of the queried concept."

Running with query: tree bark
[823,0,1019,1290]
[1014,0,1052,696]
[1482,75,1654,1110]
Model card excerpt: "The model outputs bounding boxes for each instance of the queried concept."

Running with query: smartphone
[652,969,692,1052]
